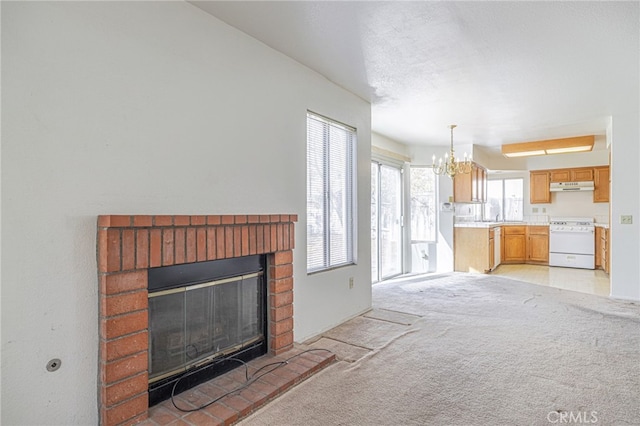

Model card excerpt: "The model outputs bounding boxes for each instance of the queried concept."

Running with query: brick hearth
[97,214,305,426]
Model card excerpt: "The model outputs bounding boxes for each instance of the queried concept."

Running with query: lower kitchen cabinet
[454,227,496,273]
[502,226,527,263]
[595,226,610,273]
[527,226,549,264]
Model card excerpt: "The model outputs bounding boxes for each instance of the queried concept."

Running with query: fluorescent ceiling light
[503,150,546,158]
[545,146,593,154]
[501,135,595,158]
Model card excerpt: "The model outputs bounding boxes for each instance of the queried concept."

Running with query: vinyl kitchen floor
[489,264,610,297]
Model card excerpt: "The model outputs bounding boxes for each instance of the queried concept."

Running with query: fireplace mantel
[97,214,297,426]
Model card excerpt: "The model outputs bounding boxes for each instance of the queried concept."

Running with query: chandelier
[432,124,473,178]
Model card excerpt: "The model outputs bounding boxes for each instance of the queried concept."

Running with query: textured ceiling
[190,1,638,148]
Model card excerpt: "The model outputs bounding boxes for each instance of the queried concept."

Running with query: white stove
[549,217,595,269]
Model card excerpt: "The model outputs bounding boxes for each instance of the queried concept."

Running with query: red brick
[263,225,271,253]
[121,230,135,271]
[207,215,222,225]
[216,227,226,259]
[102,291,147,317]
[133,215,152,227]
[102,393,148,426]
[223,395,252,418]
[98,215,132,228]
[248,379,279,401]
[174,228,186,265]
[290,214,298,222]
[184,411,218,425]
[271,264,293,280]
[271,331,294,354]
[192,215,206,225]
[105,229,121,273]
[153,215,173,226]
[277,224,285,251]
[282,224,290,250]
[135,229,149,269]
[103,352,148,384]
[101,310,148,340]
[273,250,293,265]
[207,227,217,260]
[280,215,289,222]
[221,215,235,225]
[270,215,280,223]
[204,402,238,425]
[232,227,241,257]
[271,304,293,323]
[259,215,270,223]
[149,229,162,268]
[249,226,257,255]
[241,226,249,256]
[186,228,197,263]
[256,225,264,254]
[100,271,147,296]
[269,277,293,294]
[289,223,296,249]
[224,227,234,258]
[197,228,207,262]
[103,373,148,407]
[270,291,293,308]
[247,215,260,224]
[102,332,148,362]
[235,215,247,224]
[259,367,295,391]
[270,317,293,336]
[271,225,278,252]
[162,228,174,266]
[174,215,190,226]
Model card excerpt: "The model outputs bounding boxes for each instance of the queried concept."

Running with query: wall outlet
[620,215,633,225]
[349,277,354,289]
[532,208,539,213]
[542,208,546,213]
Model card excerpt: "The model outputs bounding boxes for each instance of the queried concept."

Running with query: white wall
[1,2,371,424]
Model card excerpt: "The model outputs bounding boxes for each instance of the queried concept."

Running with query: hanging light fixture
[432,124,473,178]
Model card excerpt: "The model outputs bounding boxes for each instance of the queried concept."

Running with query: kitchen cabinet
[571,168,594,181]
[454,162,486,203]
[593,166,610,203]
[527,226,549,264]
[549,168,593,182]
[595,226,610,274]
[549,169,571,182]
[454,227,497,273]
[502,226,527,263]
[530,171,551,204]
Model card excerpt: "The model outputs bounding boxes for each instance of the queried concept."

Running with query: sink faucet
[496,214,499,222]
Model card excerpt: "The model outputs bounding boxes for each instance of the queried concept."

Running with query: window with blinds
[306,112,356,273]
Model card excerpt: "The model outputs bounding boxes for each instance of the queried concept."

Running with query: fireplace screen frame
[147,254,268,406]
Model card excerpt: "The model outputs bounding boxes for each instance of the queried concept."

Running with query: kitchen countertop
[454,222,547,228]
[455,222,610,229]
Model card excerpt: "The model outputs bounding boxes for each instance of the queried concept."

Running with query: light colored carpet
[239,273,640,425]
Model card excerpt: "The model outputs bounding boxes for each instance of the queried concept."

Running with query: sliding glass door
[371,161,403,282]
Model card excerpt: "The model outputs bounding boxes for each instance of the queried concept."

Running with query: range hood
[550,181,595,192]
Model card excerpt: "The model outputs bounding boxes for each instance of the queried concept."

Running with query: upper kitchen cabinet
[549,168,594,182]
[530,171,551,204]
[593,166,610,203]
[454,162,486,203]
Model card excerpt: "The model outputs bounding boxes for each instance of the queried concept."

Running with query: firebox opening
[147,255,268,406]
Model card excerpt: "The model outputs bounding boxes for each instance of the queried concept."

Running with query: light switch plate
[620,215,633,224]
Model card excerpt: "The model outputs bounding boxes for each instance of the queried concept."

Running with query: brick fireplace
[97,214,297,426]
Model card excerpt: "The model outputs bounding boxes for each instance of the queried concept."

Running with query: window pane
[410,167,437,242]
[486,180,504,222]
[306,112,355,272]
[504,178,523,221]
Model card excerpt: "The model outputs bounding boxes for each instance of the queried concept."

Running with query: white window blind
[306,112,356,272]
